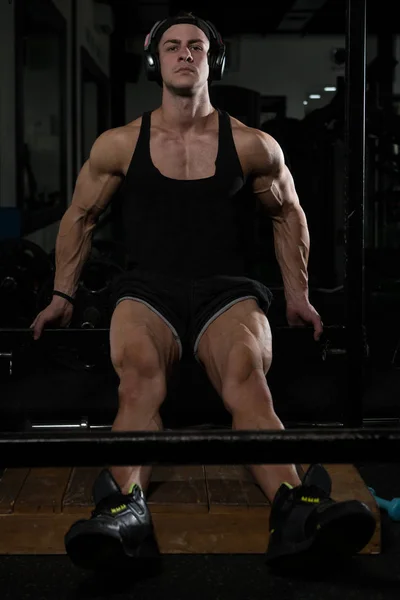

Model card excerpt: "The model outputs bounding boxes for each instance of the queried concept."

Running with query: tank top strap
[215,109,244,179]
[135,110,152,152]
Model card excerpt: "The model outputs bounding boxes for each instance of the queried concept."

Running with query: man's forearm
[53,207,96,297]
[272,204,310,304]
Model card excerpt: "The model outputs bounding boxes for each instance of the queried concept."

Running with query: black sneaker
[64,469,159,571]
[265,464,376,570]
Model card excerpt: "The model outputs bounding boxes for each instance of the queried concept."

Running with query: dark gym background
[0,0,399,598]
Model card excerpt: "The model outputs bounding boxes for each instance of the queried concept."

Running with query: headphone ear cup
[215,52,223,80]
[154,54,162,85]
[208,52,215,79]
[144,53,152,79]
[144,19,163,83]
[147,53,157,81]
[204,20,225,81]
[218,51,226,79]
[209,48,225,81]
[145,50,162,83]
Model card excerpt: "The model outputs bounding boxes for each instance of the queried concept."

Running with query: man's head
[144,12,225,92]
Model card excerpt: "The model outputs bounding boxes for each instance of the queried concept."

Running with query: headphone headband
[143,15,226,86]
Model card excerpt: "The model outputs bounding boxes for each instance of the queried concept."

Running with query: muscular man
[31,12,375,572]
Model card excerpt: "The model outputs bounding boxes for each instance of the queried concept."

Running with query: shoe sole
[65,522,160,571]
[313,500,377,556]
[266,500,376,570]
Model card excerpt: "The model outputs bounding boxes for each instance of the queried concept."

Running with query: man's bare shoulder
[229,116,281,175]
[90,118,143,174]
[97,118,142,150]
[229,116,278,155]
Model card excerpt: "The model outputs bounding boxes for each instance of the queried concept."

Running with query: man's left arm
[250,131,323,340]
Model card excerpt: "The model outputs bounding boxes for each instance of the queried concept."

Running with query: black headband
[149,16,213,49]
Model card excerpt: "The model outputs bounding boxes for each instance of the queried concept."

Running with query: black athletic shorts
[109,268,273,363]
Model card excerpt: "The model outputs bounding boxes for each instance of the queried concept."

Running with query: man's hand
[286,299,323,342]
[30,297,74,341]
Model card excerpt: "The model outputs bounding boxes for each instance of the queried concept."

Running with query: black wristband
[53,290,75,305]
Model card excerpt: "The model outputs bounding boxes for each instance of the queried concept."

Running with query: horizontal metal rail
[0,427,398,468]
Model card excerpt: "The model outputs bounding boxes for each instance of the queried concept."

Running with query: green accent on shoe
[282,482,294,489]
[128,482,141,494]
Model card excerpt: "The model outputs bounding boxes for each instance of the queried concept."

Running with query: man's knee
[220,340,273,415]
[221,337,272,390]
[112,326,161,371]
[114,330,168,409]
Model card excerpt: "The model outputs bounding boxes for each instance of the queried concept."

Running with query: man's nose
[178,48,193,62]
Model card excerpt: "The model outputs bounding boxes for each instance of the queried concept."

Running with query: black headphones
[144,16,226,85]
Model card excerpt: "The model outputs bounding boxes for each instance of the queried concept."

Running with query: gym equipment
[34,255,124,372]
[0,427,399,468]
[368,487,400,521]
[42,254,120,326]
[44,241,127,330]
[344,0,367,428]
[0,238,54,328]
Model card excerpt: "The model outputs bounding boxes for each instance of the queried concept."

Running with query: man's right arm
[52,129,125,299]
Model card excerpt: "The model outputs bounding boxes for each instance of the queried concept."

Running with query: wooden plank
[63,467,102,514]
[205,464,305,515]
[13,468,72,515]
[0,514,81,554]
[63,466,209,515]
[0,509,379,555]
[0,513,269,555]
[0,464,381,555]
[147,466,208,513]
[205,465,269,514]
[153,513,271,554]
[0,469,30,514]
[300,464,380,511]
[155,507,378,554]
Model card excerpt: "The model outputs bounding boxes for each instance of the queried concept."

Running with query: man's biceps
[277,176,300,207]
[257,190,284,216]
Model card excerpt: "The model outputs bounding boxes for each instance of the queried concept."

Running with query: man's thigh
[110,299,181,379]
[196,298,272,394]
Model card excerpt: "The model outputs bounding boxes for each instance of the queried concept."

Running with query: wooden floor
[0,464,381,555]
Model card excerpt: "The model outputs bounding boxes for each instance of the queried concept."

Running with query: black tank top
[117,109,257,279]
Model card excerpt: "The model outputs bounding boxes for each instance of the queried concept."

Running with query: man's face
[158,23,210,94]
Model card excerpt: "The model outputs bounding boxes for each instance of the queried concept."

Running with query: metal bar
[0,325,344,342]
[344,0,367,427]
[0,325,344,334]
[0,328,110,347]
[0,428,399,468]
[22,419,400,433]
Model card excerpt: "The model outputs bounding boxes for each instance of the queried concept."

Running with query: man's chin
[165,80,197,97]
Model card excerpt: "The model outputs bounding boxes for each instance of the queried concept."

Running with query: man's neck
[158,88,215,134]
